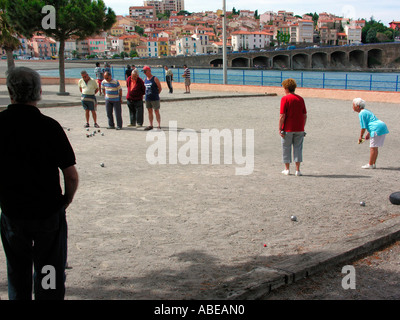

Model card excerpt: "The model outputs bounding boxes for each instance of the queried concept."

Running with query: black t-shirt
[0,104,76,220]
[125,68,132,79]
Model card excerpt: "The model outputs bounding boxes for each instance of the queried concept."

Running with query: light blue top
[359,109,389,137]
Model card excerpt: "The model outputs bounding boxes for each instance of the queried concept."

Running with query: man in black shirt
[0,67,79,300]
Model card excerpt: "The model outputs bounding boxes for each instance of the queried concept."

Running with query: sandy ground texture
[1,90,399,300]
[265,240,400,300]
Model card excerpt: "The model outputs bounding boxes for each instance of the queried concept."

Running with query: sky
[103,0,399,26]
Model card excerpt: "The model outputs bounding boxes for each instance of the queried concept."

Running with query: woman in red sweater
[126,69,146,127]
[278,78,307,176]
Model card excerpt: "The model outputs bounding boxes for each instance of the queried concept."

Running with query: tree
[177,10,191,16]
[366,28,377,43]
[7,0,116,95]
[135,25,144,36]
[362,17,394,43]
[254,10,259,20]
[0,0,21,70]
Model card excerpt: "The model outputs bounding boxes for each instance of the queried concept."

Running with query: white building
[345,25,362,44]
[175,34,207,55]
[146,38,159,57]
[107,36,124,55]
[291,20,314,43]
[231,31,270,51]
[57,39,77,58]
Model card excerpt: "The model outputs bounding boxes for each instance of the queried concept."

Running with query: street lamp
[222,0,227,84]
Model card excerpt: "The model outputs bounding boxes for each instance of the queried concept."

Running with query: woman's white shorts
[370,134,386,148]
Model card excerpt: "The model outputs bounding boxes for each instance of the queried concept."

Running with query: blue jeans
[0,208,68,300]
[105,99,123,128]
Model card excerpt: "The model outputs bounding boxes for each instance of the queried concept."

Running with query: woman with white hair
[353,98,389,169]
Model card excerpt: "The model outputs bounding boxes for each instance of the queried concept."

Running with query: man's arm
[62,165,79,209]
[155,77,162,94]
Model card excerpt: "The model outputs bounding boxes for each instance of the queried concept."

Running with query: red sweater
[126,76,145,101]
[280,93,307,132]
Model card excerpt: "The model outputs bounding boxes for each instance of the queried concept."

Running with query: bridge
[118,42,400,72]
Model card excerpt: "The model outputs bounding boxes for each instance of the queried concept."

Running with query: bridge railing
[116,67,400,92]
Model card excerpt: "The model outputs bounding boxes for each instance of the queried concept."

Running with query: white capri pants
[281,132,305,163]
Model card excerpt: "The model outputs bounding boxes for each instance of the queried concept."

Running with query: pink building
[29,35,57,58]
[87,36,107,57]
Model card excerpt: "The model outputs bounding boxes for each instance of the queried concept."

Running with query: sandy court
[1,90,399,300]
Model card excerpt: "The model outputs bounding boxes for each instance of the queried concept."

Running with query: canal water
[37,67,400,92]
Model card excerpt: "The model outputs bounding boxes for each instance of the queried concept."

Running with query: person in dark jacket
[0,67,79,300]
[126,69,146,127]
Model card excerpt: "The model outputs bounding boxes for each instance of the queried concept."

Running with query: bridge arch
[292,53,309,70]
[253,56,269,68]
[311,52,328,69]
[331,51,347,68]
[272,54,289,69]
[232,57,250,68]
[349,50,365,68]
[367,48,383,68]
[210,58,223,67]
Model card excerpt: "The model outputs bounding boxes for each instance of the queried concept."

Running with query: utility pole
[222,0,227,84]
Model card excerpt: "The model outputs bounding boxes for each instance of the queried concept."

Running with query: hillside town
[2,0,400,60]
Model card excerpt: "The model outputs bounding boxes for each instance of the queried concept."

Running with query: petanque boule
[360,201,366,206]
[291,215,297,221]
[389,192,400,205]
[100,163,105,167]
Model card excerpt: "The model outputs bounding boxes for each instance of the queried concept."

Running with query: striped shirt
[183,67,190,79]
[101,78,122,101]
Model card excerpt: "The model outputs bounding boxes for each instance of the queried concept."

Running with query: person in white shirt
[78,70,99,128]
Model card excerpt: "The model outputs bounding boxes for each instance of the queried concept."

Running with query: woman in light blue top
[353,98,389,169]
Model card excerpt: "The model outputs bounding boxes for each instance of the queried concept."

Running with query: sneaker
[281,169,290,176]
[127,124,135,127]
[116,127,122,130]
[136,124,143,128]
[84,123,89,128]
[361,164,376,169]
[295,171,302,176]
[107,126,115,129]
[94,123,100,128]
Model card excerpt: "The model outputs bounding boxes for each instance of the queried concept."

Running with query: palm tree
[0,1,20,70]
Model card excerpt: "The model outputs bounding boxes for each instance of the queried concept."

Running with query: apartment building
[319,26,337,45]
[231,31,270,51]
[129,6,155,20]
[345,25,362,44]
[120,34,141,53]
[292,19,314,43]
[29,35,57,58]
[175,35,207,55]
[143,0,184,13]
